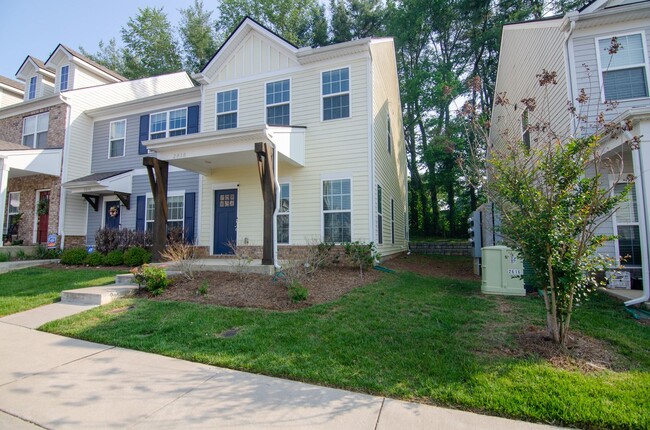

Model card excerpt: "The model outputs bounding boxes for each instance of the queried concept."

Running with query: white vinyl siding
[22,112,49,148]
[322,67,350,121]
[277,183,290,244]
[108,119,126,158]
[216,89,238,130]
[323,178,351,243]
[266,79,290,126]
[597,33,649,101]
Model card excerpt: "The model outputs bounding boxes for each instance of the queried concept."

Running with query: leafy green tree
[179,0,218,73]
[79,38,126,77]
[330,0,353,43]
[348,0,385,38]
[308,4,330,47]
[121,7,182,79]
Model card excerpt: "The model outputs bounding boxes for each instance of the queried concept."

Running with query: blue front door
[105,201,120,229]
[214,189,237,254]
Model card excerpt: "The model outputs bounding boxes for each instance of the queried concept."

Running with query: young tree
[179,0,218,73]
[484,75,632,346]
[79,38,126,77]
[121,7,182,79]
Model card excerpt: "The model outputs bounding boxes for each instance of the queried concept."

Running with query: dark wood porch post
[143,157,169,262]
[255,142,276,265]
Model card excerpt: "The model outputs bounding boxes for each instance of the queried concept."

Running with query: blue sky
[0,0,221,79]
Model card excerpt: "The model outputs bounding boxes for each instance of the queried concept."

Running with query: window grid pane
[28,77,36,99]
[150,112,167,137]
[110,139,125,157]
[323,179,351,243]
[615,183,638,223]
[277,214,289,244]
[618,225,642,266]
[603,67,648,100]
[267,105,290,126]
[266,79,290,105]
[323,94,350,121]
[324,212,351,243]
[8,193,19,214]
[217,112,237,130]
[60,66,69,91]
[217,90,238,113]
[599,34,645,69]
[169,109,187,131]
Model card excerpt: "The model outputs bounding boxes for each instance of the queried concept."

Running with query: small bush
[105,250,124,266]
[60,248,88,265]
[95,228,153,253]
[84,252,105,266]
[34,245,61,260]
[160,242,201,280]
[198,280,208,296]
[131,264,170,296]
[15,250,28,261]
[287,280,309,303]
[0,252,10,262]
[123,246,151,267]
[344,241,380,278]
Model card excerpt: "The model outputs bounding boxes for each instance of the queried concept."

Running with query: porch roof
[144,125,305,175]
[63,170,133,194]
[0,143,62,178]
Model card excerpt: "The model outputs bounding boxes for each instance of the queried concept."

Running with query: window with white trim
[322,68,350,120]
[598,33,649,100]
[22,112,49,148]
[217,89,238,130]
[391,198,395,244]
[266,79,290,126]
[387,112,392,154]
[60,65,69,91]
[28,76,37,100]
[109,119,126,158]
[277,183,290,244]
[323,178,351,243]
[614,183,641,266]
[6,192,20,234]
[377,185,383,244]
[146,195,184,232]
[150,108,187,140]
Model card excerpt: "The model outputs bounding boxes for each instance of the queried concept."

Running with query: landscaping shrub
[34,245,61,260]
[95,228,152,253]
[95,228,120,254]
[131,264,170,296]
[60,248,88,265]
[287,280,309,303]
[104,250,124,266]
[160,242,201,280]
[15,250,28,261]
[123,246,151,267]
[344,242,380,278]
[0,252,10,262]
[84,252,105,266]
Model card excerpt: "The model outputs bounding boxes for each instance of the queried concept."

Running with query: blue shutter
[138,115,149,155]
[187,105,200,134]
[135,196,146,231]
[184,192,196,244]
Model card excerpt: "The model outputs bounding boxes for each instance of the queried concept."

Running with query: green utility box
[481,246,526,296]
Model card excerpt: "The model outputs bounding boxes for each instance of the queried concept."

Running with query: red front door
[36,190,50,244]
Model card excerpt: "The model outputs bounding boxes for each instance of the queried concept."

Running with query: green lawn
[0,267,123,316]
[41,264,649,429]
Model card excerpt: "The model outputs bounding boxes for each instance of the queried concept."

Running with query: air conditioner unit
[481,246,525,296]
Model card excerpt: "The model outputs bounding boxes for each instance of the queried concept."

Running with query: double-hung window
[266,79,290,126]
[60,65,69,91]
[28,76,37,100]
[277,183,290,244]
[22,112,49,148]
[614,183,641,266]
[150,108,187,140]
[377,185,383,244]
[146,194,184,232]
[322,67,350,120]
[109,120,126,158]
[323,178,351,243]
[6,192,20,234]
[387,112,392,154]
[597,33,649,101]
[217,89,238,130]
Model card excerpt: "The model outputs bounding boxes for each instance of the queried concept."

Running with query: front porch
[145,125,306,265]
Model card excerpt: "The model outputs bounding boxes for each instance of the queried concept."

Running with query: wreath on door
[37,199,49,216]
[109,205,119,218]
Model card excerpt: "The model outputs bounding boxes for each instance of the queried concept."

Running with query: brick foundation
[63,236,86,249]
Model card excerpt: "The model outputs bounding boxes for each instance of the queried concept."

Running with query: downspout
[272,141,280,269]
[564,19,576,134]
[58,98,72,249]
[627,130,650,306]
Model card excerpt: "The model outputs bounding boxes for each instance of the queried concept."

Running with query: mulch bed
[383,253,479,281]
[148,265,383,311]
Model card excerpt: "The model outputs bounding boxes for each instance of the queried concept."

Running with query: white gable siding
[72,65,115,90]
[40,75,55,98]
[371,41,408,256]
[60,72,194,237]
[490,21,570,152]
[0,89,23,108]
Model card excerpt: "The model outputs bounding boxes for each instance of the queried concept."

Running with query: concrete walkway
[0,304,561,430]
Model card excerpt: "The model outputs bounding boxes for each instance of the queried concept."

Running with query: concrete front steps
[61,284,139,306]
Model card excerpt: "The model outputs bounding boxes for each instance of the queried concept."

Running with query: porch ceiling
[145,125,305,175]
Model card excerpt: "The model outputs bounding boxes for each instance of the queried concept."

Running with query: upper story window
[60,65,69,91]
[323,178,352,243]
[22,112,49,148]
[150,108,187,140]
[217,89,238,130]
[322,67,350,121]
[266,79,290,126]
[597,33,649,101]
[28,76,37,100]
[109,119,126,158]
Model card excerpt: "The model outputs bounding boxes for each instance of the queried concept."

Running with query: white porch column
[630,121,650,305]
[0,157,9,248]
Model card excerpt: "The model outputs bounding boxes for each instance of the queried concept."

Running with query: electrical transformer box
[481,246,526,296]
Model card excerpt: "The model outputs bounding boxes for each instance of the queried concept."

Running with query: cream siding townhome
[147,17,408,263]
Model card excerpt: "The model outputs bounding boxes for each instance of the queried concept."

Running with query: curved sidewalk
[0,304,561,430]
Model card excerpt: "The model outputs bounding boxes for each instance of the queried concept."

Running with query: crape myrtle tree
[463,67,636,346]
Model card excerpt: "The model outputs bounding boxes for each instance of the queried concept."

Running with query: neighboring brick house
[0,45,195,248]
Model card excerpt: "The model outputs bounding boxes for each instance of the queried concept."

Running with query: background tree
[179,0,218,73]
[121,7,182,79]
[79,38,126,77]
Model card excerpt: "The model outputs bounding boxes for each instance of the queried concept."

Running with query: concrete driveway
[0,305,561,430]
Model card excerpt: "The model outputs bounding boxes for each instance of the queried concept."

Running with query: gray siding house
[489,0,650,305]
[63,87,201,245]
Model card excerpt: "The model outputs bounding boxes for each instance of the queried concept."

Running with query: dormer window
[28,76,37,100]
[60,65,69,91]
